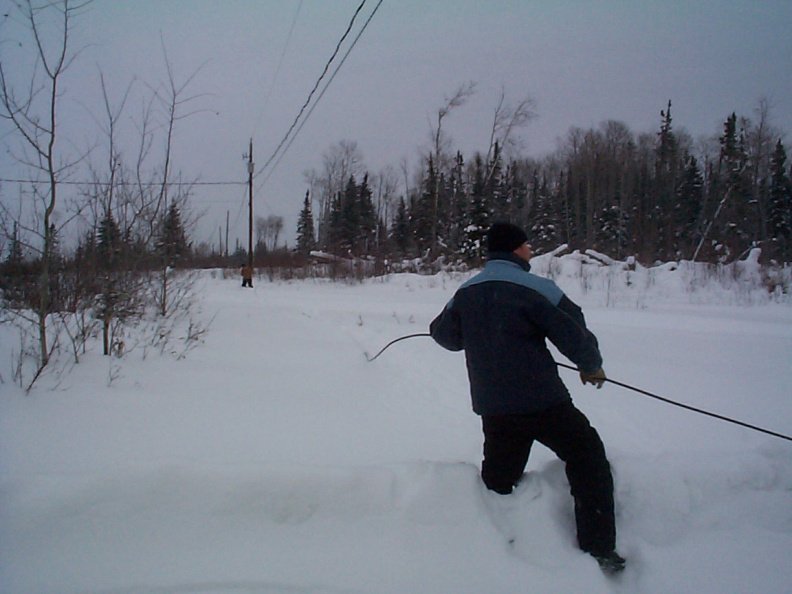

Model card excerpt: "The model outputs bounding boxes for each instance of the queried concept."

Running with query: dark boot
[592,550,626,574]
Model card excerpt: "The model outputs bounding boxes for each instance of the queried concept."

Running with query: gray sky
[2,0,791,249]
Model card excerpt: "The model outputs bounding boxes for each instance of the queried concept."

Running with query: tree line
[299,100,791,268]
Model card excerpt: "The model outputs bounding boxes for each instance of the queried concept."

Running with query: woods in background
[304,100,791,268]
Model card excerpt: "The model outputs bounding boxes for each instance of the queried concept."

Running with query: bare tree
[426,81,476,255]
[745,97,782,242]
[430,81,476,173]
[485,88,537,182]
[256,215,283,252]
[81,43,205,357]
[373,165,399,231]
[309,140,365,248]
[0,0,91,377]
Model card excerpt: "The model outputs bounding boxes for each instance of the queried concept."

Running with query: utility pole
[246,138,254,270]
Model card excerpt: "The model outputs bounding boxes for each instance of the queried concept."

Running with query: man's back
[430,255,602,415]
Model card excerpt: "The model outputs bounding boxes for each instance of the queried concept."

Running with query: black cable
[0,178,246,187]
[365,332,792,443]
[555,361,792,442]
[364,332,430,361]
[258,0,304,127]
[259,0,385,188]
[257,0,369,178]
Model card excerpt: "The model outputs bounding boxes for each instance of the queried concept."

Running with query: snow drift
[1,252,791,593]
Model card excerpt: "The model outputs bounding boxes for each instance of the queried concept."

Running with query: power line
[259,0,384,188]
[254,0,304,137]
[256,0,369,179]
[3,1,384,207]
[0,178,247,187]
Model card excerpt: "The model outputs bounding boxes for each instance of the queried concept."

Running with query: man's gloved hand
[580,367,607,389]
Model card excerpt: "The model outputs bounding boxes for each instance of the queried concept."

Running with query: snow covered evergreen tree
[717,113,754,258]
[528,171,562,254]
[459,154,492,265]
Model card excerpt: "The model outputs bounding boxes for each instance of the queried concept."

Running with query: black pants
[242,278,252,287]
[481,401,616,555]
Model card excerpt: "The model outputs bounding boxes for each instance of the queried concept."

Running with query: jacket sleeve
[429,298,464,351]
[557,295,600,352]
[533,294,603,374]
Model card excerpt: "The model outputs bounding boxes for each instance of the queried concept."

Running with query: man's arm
[557,295,599,348]
[532,295,603,375]
[429,298,464,352]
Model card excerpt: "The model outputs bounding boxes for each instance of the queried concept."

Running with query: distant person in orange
[241,264,253,288]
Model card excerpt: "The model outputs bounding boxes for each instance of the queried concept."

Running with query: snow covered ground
[2,253,791,593]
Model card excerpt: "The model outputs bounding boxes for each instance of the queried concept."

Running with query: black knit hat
[487,222,528,253]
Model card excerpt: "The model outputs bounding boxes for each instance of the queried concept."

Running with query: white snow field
[1,252,791,593]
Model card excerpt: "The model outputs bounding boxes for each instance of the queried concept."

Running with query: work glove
[580,367,607,389]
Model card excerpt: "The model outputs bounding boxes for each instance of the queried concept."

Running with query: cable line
[0,178,246,187]
[254,0,304,136]
[256,0,369,179]
[555,361,792,443]
[364,332,792,443]
[258,0,384,189]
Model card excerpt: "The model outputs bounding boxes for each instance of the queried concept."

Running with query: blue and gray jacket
[430,253,603,416]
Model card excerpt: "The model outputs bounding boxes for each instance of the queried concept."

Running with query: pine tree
[502,161,527,223]
[4,221,24,271]
[528,171,561,253]
[435,171,451,252]
[97,211,122,270]
[390,197,412,259]
[0,221,27,307]
[675,155,705,258]
[96,211,125,355]
[486,142,506,220]
[596,203,628,256]
[158,201,190,267]
[325,190,344,255]
[655,101,679,260]
[718,113,753,258]
[324,175,378,256]
[446,152,467,253]
[768,140,792,260]
[354,174,377,255]
[460,154,492,265]
[296,190,317,255]
[412,157,437,256]
[340,175,359,254]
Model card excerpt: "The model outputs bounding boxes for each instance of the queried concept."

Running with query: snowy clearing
[2,254,792,593]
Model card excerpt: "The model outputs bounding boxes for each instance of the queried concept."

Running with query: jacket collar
[487,251,532,273]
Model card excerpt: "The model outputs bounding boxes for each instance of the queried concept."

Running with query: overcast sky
[2,0,791,249]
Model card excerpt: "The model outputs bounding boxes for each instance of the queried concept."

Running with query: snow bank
[1,261,791,593]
